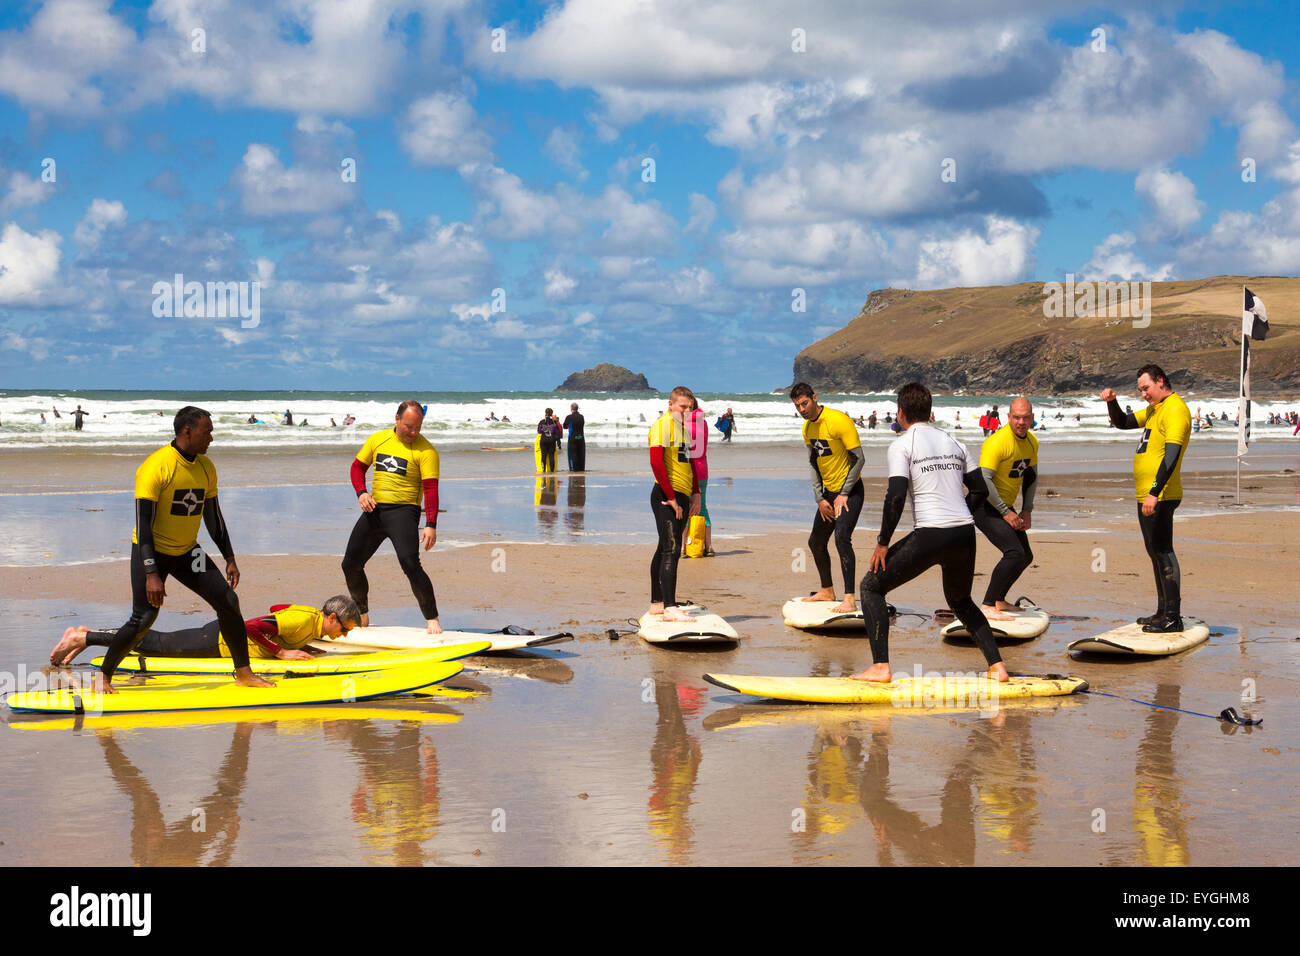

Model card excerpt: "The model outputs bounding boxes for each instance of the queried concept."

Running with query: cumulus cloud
[401,92,494,167]
[0,222,62,303]
[1135,167,1204,237]
[232,143,354,216]
[1078,232,1174,281]
[0,168,51,213]
[459,163,583,241]
[73,198,127,247]
[911,216,1040,289]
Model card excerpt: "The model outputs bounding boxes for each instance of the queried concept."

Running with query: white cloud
[1135,167,1204,237]
[597,186,676,255]
[544,268,577,300]
[720,220,894,287]
[73,198,127,247]
[401,92,494,167]
[0,169,50,213]
[684,192,716,237]
[232,143,353,216]
[912,216,1039,289]
[459,163,582,240]
[1078,232,1174,281]
[0,222,62,303]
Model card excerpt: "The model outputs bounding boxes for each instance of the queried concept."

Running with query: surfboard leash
[1080,688,1261,726]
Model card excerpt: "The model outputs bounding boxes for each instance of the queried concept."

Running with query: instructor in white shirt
[852,382,1010,683]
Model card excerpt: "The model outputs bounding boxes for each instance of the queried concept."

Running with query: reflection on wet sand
[323,718,442,866]
[535,476,559,537]
[647,667,707,864]
[566,475,586,533]
[1132,684,1189,866]
[97,724,251,866]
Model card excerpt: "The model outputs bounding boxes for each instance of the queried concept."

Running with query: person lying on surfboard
[50,595,361,666]
[852,382,1010,683]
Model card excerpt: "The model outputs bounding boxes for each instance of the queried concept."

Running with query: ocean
[2,389,1291,451]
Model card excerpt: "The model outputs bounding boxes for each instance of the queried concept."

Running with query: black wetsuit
[342,505,439,620]
[100,480,251,681]
[73,408,87,431]
[538,419,560,471]
[564,413,586,471]
[88,620,223,657]
[650,486,690,606]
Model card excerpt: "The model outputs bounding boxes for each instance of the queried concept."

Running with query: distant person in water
[343,414,356,426]
[73,404,89,431]
[40,412,47,424]
[52,406,61,419]
[283,409,294,426]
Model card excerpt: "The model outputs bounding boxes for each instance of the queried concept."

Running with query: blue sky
[1,0,1298,390]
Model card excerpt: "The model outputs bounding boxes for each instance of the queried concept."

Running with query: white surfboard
[314,626,573,654]
[781,598,864,631]
[638,605,739,643]
[1068,617,1209,656]
[942,603,1050,640]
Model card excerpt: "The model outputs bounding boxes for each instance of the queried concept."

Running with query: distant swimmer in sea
[343,414,356,426]
[1100,364,1192,633]
[343,400,443,634]
[283,409,294,426]
[72,404,89,431]
[972,397,1038,622]
[52,406,61,419]
[89,406,275,693]
[330,418,337,427]
[487,412,499,422]
[791,382,865,614]
[40,412,47,424]
[852,382,1008,683]
[51,595,361,665]
[647,387,702,622]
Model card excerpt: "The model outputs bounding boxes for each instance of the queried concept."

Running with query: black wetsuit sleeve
[807,446,825,500]
[963,468,990,513]
[1147,443,1183,497]
[203,495,235,560]
[980,466,1008,515]
[1107,398,1139,429]
[1021,465,1038,511]
[877,476,909,546]
[842,446,865,491]
[136,498,159,573]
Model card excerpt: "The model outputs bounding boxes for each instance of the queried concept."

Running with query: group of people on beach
[643,363,1192,685]
[48,363,1194,695]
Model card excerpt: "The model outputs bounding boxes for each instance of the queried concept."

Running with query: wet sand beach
[0,442,1297,865]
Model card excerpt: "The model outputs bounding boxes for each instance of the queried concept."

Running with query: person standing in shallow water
[564,402,586,471]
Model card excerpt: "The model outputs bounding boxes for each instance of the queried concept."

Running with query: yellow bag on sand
[684,516,707,558]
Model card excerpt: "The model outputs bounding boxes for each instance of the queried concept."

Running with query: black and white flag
[1238,286,1269,457]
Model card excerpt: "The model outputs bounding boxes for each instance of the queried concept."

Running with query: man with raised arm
[1100,364,1192,633]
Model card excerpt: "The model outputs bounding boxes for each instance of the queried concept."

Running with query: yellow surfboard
[7,661,462,715]
[8,706,462,731]
[703,672,1087,705]
[90,641,490,676]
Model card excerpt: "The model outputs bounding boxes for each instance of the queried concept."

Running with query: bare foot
[832,597,857,613]
[233,668,276,689]
[646,602,665,617]
[359,612,370,628]
[980,603,1014,621]
[802,588,835,603]
[986,662,1010,682]
[661,606,693,622]
[50,626,90,665]
[850,662,893,682]
[426,618,443,635]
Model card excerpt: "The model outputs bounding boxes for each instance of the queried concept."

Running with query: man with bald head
[343,399,444,633]
[971,396,1039,620]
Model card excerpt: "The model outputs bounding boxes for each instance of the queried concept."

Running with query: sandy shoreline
[0,453,1296,866]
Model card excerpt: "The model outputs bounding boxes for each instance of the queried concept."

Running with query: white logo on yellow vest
[49,886,151,936]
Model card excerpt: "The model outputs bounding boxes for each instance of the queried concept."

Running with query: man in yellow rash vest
[791,382,866,613]
[343,400,444,633]
[50,595,361,664]
[647,387,702,623]
[90,406,275,693]
[972,396,1038,621]
[1100,363,1193,632]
